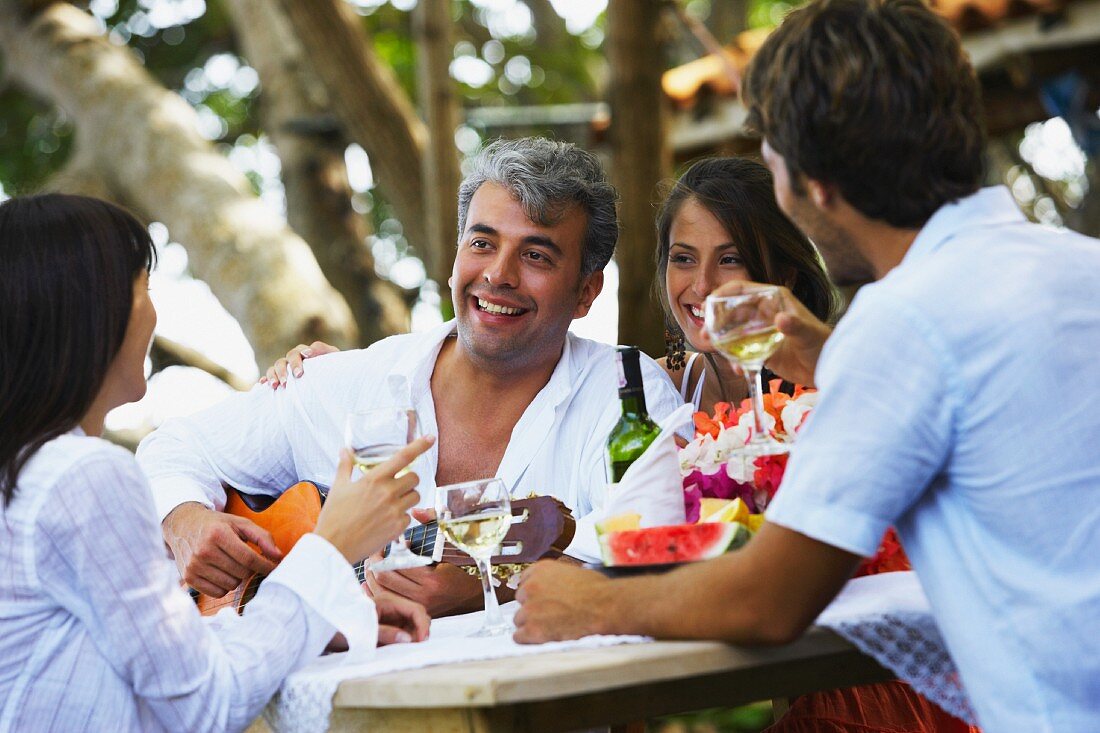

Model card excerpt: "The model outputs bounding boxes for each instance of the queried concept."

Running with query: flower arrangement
[680,380,909,577]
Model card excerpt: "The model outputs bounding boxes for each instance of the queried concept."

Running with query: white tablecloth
[264,572,975,731]
[263,602,648,732]
[816,571,976,724]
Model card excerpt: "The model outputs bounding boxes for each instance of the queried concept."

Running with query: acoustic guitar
[194,482,575,617]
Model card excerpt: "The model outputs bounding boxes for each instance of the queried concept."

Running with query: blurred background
[0,0,1097,460]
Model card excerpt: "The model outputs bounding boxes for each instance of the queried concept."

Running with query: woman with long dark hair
[652,156,837,408]
[0,194,430,732]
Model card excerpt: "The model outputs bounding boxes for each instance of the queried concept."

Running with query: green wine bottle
[606,346,662,483]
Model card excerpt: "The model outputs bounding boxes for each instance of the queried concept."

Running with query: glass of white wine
[435,478,512,637]
[704,286,790,458]
[344,407,432,572]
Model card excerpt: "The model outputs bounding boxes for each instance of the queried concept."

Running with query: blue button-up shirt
[768,187,1100,732]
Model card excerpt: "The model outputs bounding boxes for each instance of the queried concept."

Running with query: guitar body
[194,482,321,616]
[194,483,575,617]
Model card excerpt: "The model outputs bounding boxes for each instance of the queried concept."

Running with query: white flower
[780,391,818,438]
[737,406,776,441]
[725,455,754,483]
[713,423,751,462]
[680,424,752,476]
[679,433,714,475]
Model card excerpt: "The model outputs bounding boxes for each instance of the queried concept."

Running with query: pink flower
[682,468,759,513]
[683,482,703,523]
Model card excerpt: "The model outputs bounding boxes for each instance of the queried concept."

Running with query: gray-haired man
[139,138,684,616]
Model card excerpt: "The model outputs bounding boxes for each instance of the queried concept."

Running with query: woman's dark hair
[742,0,985,228]
[654,157,838,396]
[0,194,155,505]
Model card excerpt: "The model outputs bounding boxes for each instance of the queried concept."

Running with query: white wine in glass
[705,286,790,458]
[344,407,432,571]
[435,478,512,637]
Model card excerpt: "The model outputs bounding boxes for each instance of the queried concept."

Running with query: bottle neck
[619,388,648,418]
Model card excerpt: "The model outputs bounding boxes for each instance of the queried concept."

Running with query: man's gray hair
[456,137,619,276]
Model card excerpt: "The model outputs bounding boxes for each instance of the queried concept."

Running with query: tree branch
[0,1,359,367]
[274,0,438,282]
[227,0,412,344]
[149,335,252,392]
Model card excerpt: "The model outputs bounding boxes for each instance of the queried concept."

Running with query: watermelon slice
[599,522,752,566]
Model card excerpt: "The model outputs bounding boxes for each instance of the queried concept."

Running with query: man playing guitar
[139,138,685,616]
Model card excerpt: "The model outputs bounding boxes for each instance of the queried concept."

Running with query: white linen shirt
[767,187,1100,733]
[137,321,685,562]
[0,432,375,733]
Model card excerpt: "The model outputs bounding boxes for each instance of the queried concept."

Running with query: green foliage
[0,89,73,195]
[653,702,773,733]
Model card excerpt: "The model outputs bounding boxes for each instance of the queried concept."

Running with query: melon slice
[700,497,750,525]
[599,522,752,566]
[596,512,642,535]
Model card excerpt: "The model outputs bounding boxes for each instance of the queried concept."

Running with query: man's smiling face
[451,182,602,370]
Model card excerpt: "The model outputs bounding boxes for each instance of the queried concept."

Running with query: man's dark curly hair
[743,0,986,228]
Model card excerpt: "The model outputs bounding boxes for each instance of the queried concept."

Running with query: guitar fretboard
[353,521,439,583]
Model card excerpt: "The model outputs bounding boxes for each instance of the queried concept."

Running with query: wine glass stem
[744,365,769,444]
[475,555,504,627]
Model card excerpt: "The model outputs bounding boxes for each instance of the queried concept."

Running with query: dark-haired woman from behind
[0,194,430,733]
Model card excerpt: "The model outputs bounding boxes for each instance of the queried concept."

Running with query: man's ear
[806,177,837,210]
[573,269,605,319]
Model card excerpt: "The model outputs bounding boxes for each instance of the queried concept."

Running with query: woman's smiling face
[665,197,750,351]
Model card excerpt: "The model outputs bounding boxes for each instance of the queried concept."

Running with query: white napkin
[569,403,696,563]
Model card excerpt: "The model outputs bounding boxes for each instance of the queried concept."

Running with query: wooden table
[314,627,893,732]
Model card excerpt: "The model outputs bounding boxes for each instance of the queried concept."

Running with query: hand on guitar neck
[362,502,578,617]
[164,436,435,598]
[362,507,493,616]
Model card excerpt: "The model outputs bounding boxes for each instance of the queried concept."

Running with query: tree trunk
[0,1,358,368]
[413,0,462,303]
[524,0,566,48]
[227,0,411,344]
[274,0,436,282]
[706,0,749,42]
[607,0,671,358]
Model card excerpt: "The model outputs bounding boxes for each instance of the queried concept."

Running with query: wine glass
[435,478,513,637]
[344,407,433,571]
[704,286,790,457]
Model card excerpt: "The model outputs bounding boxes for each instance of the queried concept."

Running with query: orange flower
[693,411,721,439]
[693,401,733,438]
[735,379,793,435]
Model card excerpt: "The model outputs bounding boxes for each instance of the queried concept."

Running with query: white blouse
[0,431,374,732]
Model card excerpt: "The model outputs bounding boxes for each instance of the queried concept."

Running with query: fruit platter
[588,498,760,577]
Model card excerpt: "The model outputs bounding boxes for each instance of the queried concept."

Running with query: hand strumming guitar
[162,503,284,598]
[164,436,435,597]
